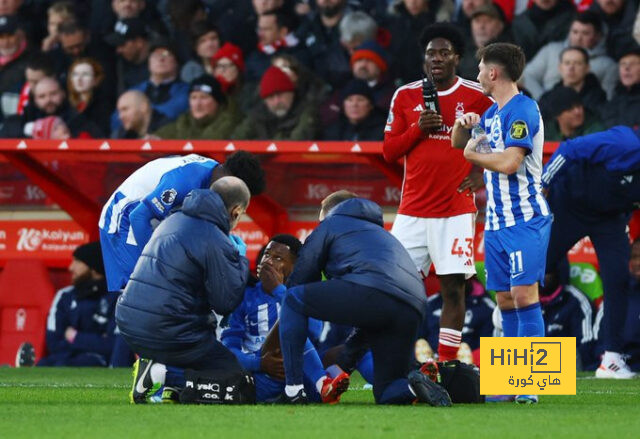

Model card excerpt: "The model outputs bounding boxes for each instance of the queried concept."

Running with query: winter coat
[522,38,618,100]
[231,95,318,140]
[539,74,608,119]
[287,198,426,315]
[601,83,640,129]
[323,110,386,141]
[115,189,249,355]
[40,279,117,365]
[154,101,243,140]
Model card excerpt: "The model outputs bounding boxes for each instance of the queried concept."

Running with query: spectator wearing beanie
[232,65,318,140]
[31,116,70,140]
[542,86,605,141]
[349,41,395,112]
[320,40,395,128]
[38,241,118,368]
[323,79,386,141]
[154,75,242,140]
[211,42,258,114]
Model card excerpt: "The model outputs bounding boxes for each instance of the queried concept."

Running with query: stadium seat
[0,259,55,366]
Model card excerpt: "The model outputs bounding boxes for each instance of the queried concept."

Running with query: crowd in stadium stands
[0,0,637,142]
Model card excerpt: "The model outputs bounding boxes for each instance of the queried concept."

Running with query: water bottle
[471,124,492,153]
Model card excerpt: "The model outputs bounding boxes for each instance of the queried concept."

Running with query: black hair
[419,23,466,56]
[477,43,525,82]
[223,150,266,196]
[57,20,87,35]
[560,46,589,64]
[261,7,294,31]
[26,53,55,76]
[269,234,303,257]
[574,10,603,35]
[190,20,221,48]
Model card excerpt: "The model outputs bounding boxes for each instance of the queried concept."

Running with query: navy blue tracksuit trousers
[279,279,422,404]
[546,192,631,353]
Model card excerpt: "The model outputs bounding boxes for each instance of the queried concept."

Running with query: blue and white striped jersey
[221,282,323,372]
[480,94,550,231]
[98,154,218,245]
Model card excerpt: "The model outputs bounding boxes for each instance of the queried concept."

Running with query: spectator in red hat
[180,21,223,83]
[211,42,258,114]
[212,42,245,92]
[320,40,395,128]
[349,41,395,112]
[232,65,318,139]
[272,52,328,105]
[30,115,70,140]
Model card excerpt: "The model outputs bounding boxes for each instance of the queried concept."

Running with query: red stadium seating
[0,259,55,366]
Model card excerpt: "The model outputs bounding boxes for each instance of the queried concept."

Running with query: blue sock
[302,338,326,385]
[164,366,185,388]
[279,287,308,386]
[516,303,545,337]
[356,351,374,384]
[501,308,519,337]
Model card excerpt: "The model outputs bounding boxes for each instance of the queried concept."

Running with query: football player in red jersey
[383,23,493,362]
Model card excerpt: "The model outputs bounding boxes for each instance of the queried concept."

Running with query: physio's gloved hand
[229,234,247,257]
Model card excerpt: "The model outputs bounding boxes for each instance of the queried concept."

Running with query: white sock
[150,363,167,385]
[285,384,304,397]
[315,376,327,394]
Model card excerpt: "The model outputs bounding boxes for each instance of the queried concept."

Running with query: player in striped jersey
[383,23,493,362]
[452,43,551,404]
[222,235,350,403]
[98,151,265,293]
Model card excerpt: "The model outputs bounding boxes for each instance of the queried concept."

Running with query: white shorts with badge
[391,213,477,277]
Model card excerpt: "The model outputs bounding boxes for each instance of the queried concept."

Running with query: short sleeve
[503,99,539,154]
[142,161,217,219]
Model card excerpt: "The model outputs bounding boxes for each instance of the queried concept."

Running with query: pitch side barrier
[0,138,614,272]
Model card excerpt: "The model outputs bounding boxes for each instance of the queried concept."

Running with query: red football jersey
[383,77,493,218]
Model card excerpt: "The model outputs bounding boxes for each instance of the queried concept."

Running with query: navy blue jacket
[542,126,640,216]
[42,279,117,364]
[115,189,249,352]
[287,198,426,315]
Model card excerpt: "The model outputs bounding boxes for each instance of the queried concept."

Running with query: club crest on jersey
[161,188,177,205]
[455,102,465,119]
[510,120,528,140]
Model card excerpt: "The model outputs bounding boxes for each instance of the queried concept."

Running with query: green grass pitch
[0,368,639,439]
